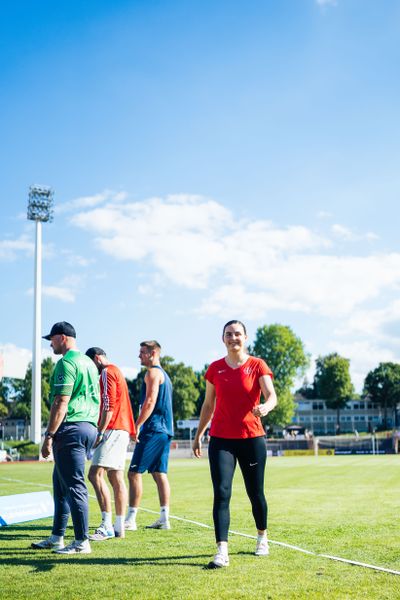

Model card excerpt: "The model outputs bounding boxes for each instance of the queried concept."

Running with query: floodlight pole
[32,220,42,444]
[27,185,54,444]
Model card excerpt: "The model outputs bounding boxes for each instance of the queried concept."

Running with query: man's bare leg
[125,471,142,530]
[146,472,171,529]
[107,469,128,536]
[88,465,113,533]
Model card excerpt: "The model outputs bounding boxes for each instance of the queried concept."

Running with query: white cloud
[56,189,128,214]
[43,286,76,303]
[335,299,400,343]
[119,366,139,380]
[329,339,398,392]
[27,285,75,302]
[72,194,233,288]
[317,210,333,219]
[331,224,379,242]
[0,344,31,379]
[0,344,56,380]
[70,195,400,324]
[69,193,400,388]
[61,249,94,267]
[27,274,84,303]
[0,235,34,260]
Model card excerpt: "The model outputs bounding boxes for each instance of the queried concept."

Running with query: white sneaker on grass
[146,518,171,530]
[207,550,230,569]
[54,539,91,554]
[89,525,115,541]
[31,536,64,551]
[255,537,269,556]
[124,519,137,531]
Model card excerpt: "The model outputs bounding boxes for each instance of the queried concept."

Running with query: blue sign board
[0,491,54,526]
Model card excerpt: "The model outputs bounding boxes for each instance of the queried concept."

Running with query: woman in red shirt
[193,320,277,569]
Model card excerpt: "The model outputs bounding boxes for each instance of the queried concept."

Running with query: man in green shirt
[31,321,100,554]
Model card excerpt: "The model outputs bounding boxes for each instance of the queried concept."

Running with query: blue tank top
[140,366,174,436]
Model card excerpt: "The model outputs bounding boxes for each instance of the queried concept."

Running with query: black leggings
[208,436,267,542]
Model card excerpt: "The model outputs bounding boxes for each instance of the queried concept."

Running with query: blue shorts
[129,431,172,474]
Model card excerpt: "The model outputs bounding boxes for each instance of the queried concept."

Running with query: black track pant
[208,435,267,542]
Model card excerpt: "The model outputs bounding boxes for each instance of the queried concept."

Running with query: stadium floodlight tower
[27,185,54,444]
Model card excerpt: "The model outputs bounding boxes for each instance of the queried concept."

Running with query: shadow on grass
[0,524,75,540]
[0,553,215,573]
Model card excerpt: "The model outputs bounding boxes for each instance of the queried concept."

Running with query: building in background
[293,394,384,435]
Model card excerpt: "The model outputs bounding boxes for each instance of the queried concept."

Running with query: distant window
[354,416,359,422]
[359,402,365,409]
[353,403,359,410]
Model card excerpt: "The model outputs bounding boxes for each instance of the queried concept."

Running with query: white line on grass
[1,476,399,576]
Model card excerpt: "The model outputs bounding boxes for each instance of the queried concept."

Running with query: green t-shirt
[50,350,100,426]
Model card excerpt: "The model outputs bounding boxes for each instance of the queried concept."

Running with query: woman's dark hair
[222,320,247,336]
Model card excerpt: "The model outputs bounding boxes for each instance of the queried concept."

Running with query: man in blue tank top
[125,340,174,531]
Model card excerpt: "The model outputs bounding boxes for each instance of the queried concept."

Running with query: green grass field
[1,456,400,599]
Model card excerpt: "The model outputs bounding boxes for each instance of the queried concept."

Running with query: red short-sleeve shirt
[99,364,136,435]
[205,356,273,439]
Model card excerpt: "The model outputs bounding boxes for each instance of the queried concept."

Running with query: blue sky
[1,0,400,390]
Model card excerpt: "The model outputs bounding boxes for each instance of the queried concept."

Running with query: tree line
[1,324,400,431]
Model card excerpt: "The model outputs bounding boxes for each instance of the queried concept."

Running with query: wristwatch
[45,431,55,439]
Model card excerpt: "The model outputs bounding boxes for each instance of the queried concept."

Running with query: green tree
[24,358,54,424]
[250,324,309,427]
[161,356,199,422]
[7,377,30,420]
[0,378,15,419]
[127,356,199,424]
[0,396,8,420]
[313,353,354,433]
[126,370,145,418]
[194,365,208,416]
[363,362,400,429]
[6,358,55,425]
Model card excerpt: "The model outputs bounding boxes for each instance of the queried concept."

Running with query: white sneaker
[54,539,91,554]
[207,550,230,569]
[124,519,137,531]
[31,536,64,550]
[146,518,171,530]
[89,525,115,541]
[255,537,269,556]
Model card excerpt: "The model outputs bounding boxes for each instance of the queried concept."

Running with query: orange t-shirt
[205,356,273,439]
[99,364,136,435]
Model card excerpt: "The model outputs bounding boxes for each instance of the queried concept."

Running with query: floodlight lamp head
[27,184,54,222]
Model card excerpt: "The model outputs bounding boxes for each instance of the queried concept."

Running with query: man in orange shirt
[86,347,136,540]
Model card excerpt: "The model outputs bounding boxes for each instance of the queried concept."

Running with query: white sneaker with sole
[31,536,64,550]
[54,539,91,554]
[255,537,269,556]
[89,525,115,541]
[145,518,171,530]
[124,519,137,531]
[207,550,230,569]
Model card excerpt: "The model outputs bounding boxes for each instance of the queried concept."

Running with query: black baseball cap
[85,347,106,360]
[42,321,76,340]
